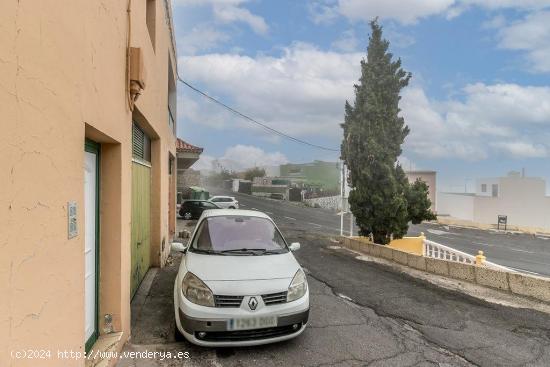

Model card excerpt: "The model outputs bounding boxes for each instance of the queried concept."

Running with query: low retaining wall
[388,235,424,255]
[304,195,342,211]
[341,236,550,304]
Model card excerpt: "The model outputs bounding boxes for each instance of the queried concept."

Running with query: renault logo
[248,297,258,311]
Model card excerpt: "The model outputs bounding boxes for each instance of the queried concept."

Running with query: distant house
[405,170,437,212]
[438,171,550,231]
[176,138,203,202]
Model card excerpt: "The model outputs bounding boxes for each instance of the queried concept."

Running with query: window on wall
[481,184,487,193]
[132,122,151,163]
[491,184,498,197]
[146,0,156,50]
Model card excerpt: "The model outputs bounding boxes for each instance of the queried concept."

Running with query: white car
[208,195,239,209]
[172,209,309,346]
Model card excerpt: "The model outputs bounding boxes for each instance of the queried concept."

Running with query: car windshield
[189,216,288,255]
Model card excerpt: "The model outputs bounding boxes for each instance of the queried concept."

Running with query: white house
[438,172,550,231]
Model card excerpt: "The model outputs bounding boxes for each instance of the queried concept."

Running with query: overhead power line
[177,76,340,152]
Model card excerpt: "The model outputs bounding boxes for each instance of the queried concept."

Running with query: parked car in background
[209,195,239,209]
[179,200,221,220]
[172,209,309,346]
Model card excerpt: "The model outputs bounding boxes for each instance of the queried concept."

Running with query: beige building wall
[0,1,177,366]
[438,175,550,231]
[473,177,550,230]
[406,171,437,212]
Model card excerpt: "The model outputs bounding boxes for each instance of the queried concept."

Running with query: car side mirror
[171,241,189,253]
[289,242,301,251]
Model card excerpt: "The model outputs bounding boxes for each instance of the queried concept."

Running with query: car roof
[201,209,270,220]
[210,195,235,199]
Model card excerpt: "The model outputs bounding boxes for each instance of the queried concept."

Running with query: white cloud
[491,142,548,158]
[179,41,550,161]
[497,11,550,73]
[482,14,507,29]
[309,0,550,25]
[178,25,230,55]
[401,83,550,160]
[335,0,455,25]
[331,29,359,52]
[222,145,288,168]
[212,3,268,34]
[179,42,363,140]
[174,0,268,35]
[194,145,288,172]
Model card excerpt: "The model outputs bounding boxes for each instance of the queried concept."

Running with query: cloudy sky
[172,0,550,192]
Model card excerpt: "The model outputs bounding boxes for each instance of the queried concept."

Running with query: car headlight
[287,269,308,302]
[182,272,215,307]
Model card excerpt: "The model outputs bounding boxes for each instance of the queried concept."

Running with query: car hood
[185,251,301,281]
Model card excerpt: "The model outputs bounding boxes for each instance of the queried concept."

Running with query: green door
[131,123,152,298]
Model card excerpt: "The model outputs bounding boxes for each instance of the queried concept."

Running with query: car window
[190,216,288,254]
[210,198,220,202]
[201,202,218,208]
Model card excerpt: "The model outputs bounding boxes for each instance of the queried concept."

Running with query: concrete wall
[437,193,475,220]
[341,237,550,304]
[0,1,177,365]
[439,176,550,231]
[304,195,342,211]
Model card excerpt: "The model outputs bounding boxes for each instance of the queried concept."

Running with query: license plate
[227,316,277,331]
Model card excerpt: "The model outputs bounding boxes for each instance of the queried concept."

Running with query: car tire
[228,206,235,209]
[183,212,192,220]
[174,320,186,342]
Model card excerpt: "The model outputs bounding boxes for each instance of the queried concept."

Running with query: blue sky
[172,0,550,192]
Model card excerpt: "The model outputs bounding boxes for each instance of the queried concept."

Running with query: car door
[213,198,227,209]
[189,201,201,217]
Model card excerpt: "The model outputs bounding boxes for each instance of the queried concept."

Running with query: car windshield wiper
[190,248,222,255]
[263,249,286,254]
[220,248,267,255]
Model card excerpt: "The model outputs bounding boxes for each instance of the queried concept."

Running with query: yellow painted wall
[0,1,177,365]
[388,235,425,255]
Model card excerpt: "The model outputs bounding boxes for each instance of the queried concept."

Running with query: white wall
[437,193,475,221]
[439,176,550,230]
[476,178,500,197]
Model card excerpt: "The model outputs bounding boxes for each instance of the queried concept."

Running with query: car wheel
[228,206,235,209]
[183,212,192,220]
[174,320,186,342]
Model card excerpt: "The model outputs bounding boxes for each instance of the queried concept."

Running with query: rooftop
[176,138,203,154]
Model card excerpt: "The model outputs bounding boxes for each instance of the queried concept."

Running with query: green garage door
[131,123,152,298]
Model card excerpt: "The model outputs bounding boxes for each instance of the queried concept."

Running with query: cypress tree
[341,19,435,244]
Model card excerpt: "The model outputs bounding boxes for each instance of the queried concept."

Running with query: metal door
[84,140,99,352]
[131,161,151,298]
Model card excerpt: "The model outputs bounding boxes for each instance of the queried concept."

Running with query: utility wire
[177,76,340,152]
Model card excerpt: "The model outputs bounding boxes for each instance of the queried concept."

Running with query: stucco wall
[437,193,475,221]
[0,1,177,365]
[437,177,550,230]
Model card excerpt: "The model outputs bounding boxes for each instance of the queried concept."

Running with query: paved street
[118,210,550,366]
[213,190,550,277]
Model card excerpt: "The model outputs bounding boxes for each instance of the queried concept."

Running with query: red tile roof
[176,138,203,154]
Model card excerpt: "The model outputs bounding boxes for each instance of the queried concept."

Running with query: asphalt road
[119,216,550,367]
[213,190,550,277]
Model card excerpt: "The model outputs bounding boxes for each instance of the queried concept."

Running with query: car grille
[214,295,244,308]
[197,324,301,342]
[262,291,288,306]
